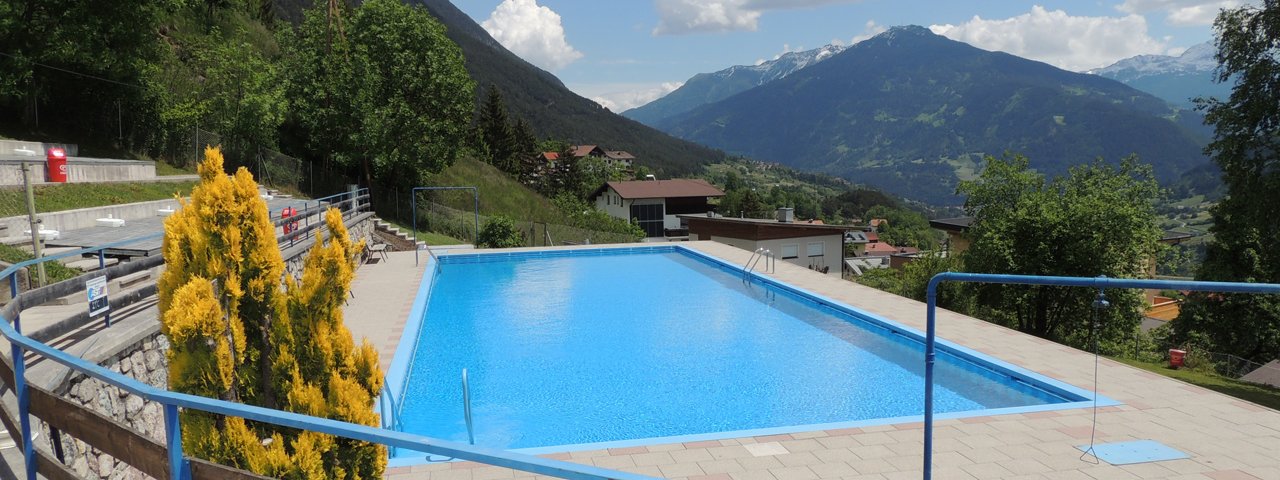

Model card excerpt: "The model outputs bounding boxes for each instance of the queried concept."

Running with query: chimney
[776,207,794,223]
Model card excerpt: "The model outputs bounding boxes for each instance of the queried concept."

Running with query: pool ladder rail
[380,368,477,460]
[742,248,775,281]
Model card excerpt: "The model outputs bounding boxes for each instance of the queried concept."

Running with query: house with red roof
[590,179,725,237]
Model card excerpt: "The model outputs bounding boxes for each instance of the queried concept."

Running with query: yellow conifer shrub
[160,146,384,479]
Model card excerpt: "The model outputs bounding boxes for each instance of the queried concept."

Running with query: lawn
[1113,357,1280,411]
[0,244,83,285]
[384,219,465,245]
[0,181,195,217]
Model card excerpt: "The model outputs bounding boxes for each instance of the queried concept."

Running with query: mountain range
[635,26,1209,204]
[1089,42,1232,108]
[622,44,847,126]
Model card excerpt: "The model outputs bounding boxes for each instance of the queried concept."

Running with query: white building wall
[593,187,631,220]
[709,233,843,277]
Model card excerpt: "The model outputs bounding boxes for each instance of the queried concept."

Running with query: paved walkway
[346,250,430,373]
[348,242,1280,480]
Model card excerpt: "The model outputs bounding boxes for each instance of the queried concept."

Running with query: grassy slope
[0,244,83,283]
[1114,357,1280,411]
[424,157,565,223]
[0,182,195,217]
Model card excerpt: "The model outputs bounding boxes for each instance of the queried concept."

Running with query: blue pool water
[393,248,1077,453]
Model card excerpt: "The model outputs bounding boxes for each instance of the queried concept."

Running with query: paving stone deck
[346,242,1280,480]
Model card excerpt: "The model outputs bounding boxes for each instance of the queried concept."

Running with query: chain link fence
[171,127,312,194]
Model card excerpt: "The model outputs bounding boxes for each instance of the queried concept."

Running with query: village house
[591,179,725,238]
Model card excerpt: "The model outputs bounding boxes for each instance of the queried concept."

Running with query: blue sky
[451,0,1245,111]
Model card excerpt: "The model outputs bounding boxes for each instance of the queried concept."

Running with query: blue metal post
[411,190,418,266]
[98,251,111,327]
[11,343,34,480]
[164,403,188,480]
[923,288,937,479]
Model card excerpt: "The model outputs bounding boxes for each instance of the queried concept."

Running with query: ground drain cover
[1077,440,1188,465]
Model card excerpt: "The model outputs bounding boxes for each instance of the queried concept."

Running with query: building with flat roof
[680,209,851,276]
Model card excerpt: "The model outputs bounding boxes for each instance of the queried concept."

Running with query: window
[781,244,798,259]
[630,203,665,237]
[807,242,824,257]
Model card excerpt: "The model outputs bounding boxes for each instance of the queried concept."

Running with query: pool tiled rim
[383,244,1118,466]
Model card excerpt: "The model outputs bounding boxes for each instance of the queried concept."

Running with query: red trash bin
[46,147,68,183]
[1169,349,1187,368]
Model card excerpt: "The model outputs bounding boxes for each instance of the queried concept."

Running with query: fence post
[164,403,188,480]
[12,342,35,480]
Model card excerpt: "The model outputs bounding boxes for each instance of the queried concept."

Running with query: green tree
[864,205,940,249]
[477,85,516,173]
[280,0,361,171]
[0,0,176,151]
[308,0,474,190]
[477,215,526,248]
[958,154,1162,347]
[197,37,287,164]
[1174,1,1280,362]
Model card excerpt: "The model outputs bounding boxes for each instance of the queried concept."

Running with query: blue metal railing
[921,273,1280,480]
[2,221,649,480]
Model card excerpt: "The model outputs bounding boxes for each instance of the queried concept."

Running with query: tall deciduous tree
[958,154,1162,347]
[349,0,474,190]
[160,147,383,479]
[1174,1,1280,361]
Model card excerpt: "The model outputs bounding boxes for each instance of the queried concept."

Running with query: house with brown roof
[591,179,725,237]
[603,150,635,170]
[570,145,606,158]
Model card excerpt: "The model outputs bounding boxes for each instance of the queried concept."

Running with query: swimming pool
[386,246,1102,458]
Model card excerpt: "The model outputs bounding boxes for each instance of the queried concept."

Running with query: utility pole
[20,162,47,286]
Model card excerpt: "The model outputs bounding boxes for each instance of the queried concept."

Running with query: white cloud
[929,6,1168,72]
[481,0,583,71]
[850,20,887,44]
[578,82,686,112]
[1117,0,1249,26]
[652,0,864,35]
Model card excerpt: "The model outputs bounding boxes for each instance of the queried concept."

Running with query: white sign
[87,276,109,317]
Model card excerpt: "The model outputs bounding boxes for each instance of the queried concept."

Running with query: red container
[46,147,68,183]
[1169,349,1187,368]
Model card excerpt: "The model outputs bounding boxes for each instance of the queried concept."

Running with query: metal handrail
[742,248,764,280]
[462,368,475,445]
[920,272,1280,480]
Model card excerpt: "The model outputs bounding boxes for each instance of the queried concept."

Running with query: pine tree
[160,147,384,479]
[477,84,515,173]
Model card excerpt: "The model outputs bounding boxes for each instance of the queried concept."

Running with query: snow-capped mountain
[1088,42,1230,107]
[622,44,847,126]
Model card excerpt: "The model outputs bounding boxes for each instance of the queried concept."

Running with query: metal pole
[12,342,34,480]
[412,190,419,266]
[20,162,46,286]
[99,251,111,327]
[164,403,189,480]
[923,289,937,479]
[473,188,480,244]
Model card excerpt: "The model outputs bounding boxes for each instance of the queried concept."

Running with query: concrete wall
[0,140,77,157]
[709,233,843,277]
[0,157,156,186]
[0,199,184,237]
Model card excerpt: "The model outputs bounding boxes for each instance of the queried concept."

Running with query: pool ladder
[743,248,775,281]
[378,384,405,456]
[380,369,476,459]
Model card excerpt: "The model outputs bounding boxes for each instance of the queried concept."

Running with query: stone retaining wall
[41,334,169,480]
